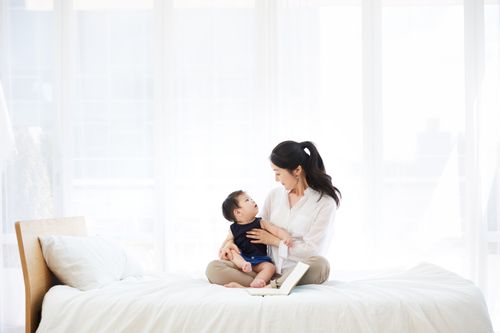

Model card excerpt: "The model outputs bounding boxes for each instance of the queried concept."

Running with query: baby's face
[236,193,259,220]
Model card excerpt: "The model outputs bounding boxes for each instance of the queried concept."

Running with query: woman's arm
[249,197,336,257]
[260,219,293,246]
[286,200,336,261]
[246,188,282,246]
[259,188,274,221]
[247,228,281,247]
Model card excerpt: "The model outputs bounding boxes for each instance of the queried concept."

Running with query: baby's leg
[229,250,252,273]
[250,262,276,288]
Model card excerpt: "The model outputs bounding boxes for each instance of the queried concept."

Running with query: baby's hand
[283,238,293,247]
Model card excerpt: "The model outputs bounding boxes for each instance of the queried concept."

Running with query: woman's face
[271,163,297,191]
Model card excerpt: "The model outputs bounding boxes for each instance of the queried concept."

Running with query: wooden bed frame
[15,217,87,333]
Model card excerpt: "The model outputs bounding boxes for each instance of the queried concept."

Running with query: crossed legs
[206,255,330,288]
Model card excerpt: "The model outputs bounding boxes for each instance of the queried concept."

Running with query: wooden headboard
[15,217,87,333]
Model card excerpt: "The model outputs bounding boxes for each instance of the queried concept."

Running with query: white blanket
[37,263,494,333]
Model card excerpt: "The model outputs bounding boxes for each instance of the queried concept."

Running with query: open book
[246,261,310,296]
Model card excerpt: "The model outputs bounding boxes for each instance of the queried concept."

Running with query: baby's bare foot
[241,262,252,273]
[224,282,244,288]
[250,278,266,288]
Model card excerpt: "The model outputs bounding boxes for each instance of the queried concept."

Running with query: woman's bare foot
[250,278,266,288]
[224,282,245,288]
[241,262,252,273]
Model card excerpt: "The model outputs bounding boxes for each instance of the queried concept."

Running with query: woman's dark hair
[270,141,341,206]
[222,190,244,222]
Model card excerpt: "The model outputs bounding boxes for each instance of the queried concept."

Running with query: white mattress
[37,263,494,333]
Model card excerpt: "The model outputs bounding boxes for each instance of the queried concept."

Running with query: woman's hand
[219,242,240,260]
[283,237,293,247]
[247,228,280,247]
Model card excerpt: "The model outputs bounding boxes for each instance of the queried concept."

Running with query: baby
[221,190,293,288]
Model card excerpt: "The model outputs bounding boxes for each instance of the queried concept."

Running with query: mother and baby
[206,140,341,288]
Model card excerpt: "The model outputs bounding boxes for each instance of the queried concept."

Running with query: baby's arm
[220,231,234,249]
[222,231,251,272]
[260,219,293,247]
[218,231,240,260]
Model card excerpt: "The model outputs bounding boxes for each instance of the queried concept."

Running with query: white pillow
[39,235,143,291]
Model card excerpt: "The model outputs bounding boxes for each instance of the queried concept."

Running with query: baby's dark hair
[222,190,244,222]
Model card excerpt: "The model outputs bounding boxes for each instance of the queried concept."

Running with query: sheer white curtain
[1,0,499,331]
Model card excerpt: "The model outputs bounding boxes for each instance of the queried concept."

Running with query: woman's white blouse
[260,186,337,273]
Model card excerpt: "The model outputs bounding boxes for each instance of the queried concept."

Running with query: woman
[206,140,341,288]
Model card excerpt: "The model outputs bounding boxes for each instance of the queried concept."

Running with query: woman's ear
[294,165,303,177]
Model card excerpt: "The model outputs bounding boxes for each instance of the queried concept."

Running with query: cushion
[39,235,143,291]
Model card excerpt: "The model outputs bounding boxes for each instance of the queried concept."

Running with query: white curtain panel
[1,0,499,331]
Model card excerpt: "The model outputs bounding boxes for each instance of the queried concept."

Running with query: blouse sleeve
[260,189,273,221]
[282,198,336,262]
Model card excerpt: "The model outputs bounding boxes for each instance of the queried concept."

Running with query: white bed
[16,217,494,333]
[37,263,494,333]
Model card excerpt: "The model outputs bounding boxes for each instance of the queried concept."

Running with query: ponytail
[270,140,341,206]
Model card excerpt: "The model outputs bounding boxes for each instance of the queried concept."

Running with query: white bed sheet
[37,263,494,333]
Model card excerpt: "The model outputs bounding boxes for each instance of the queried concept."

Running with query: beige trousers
[205,256,330,288]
